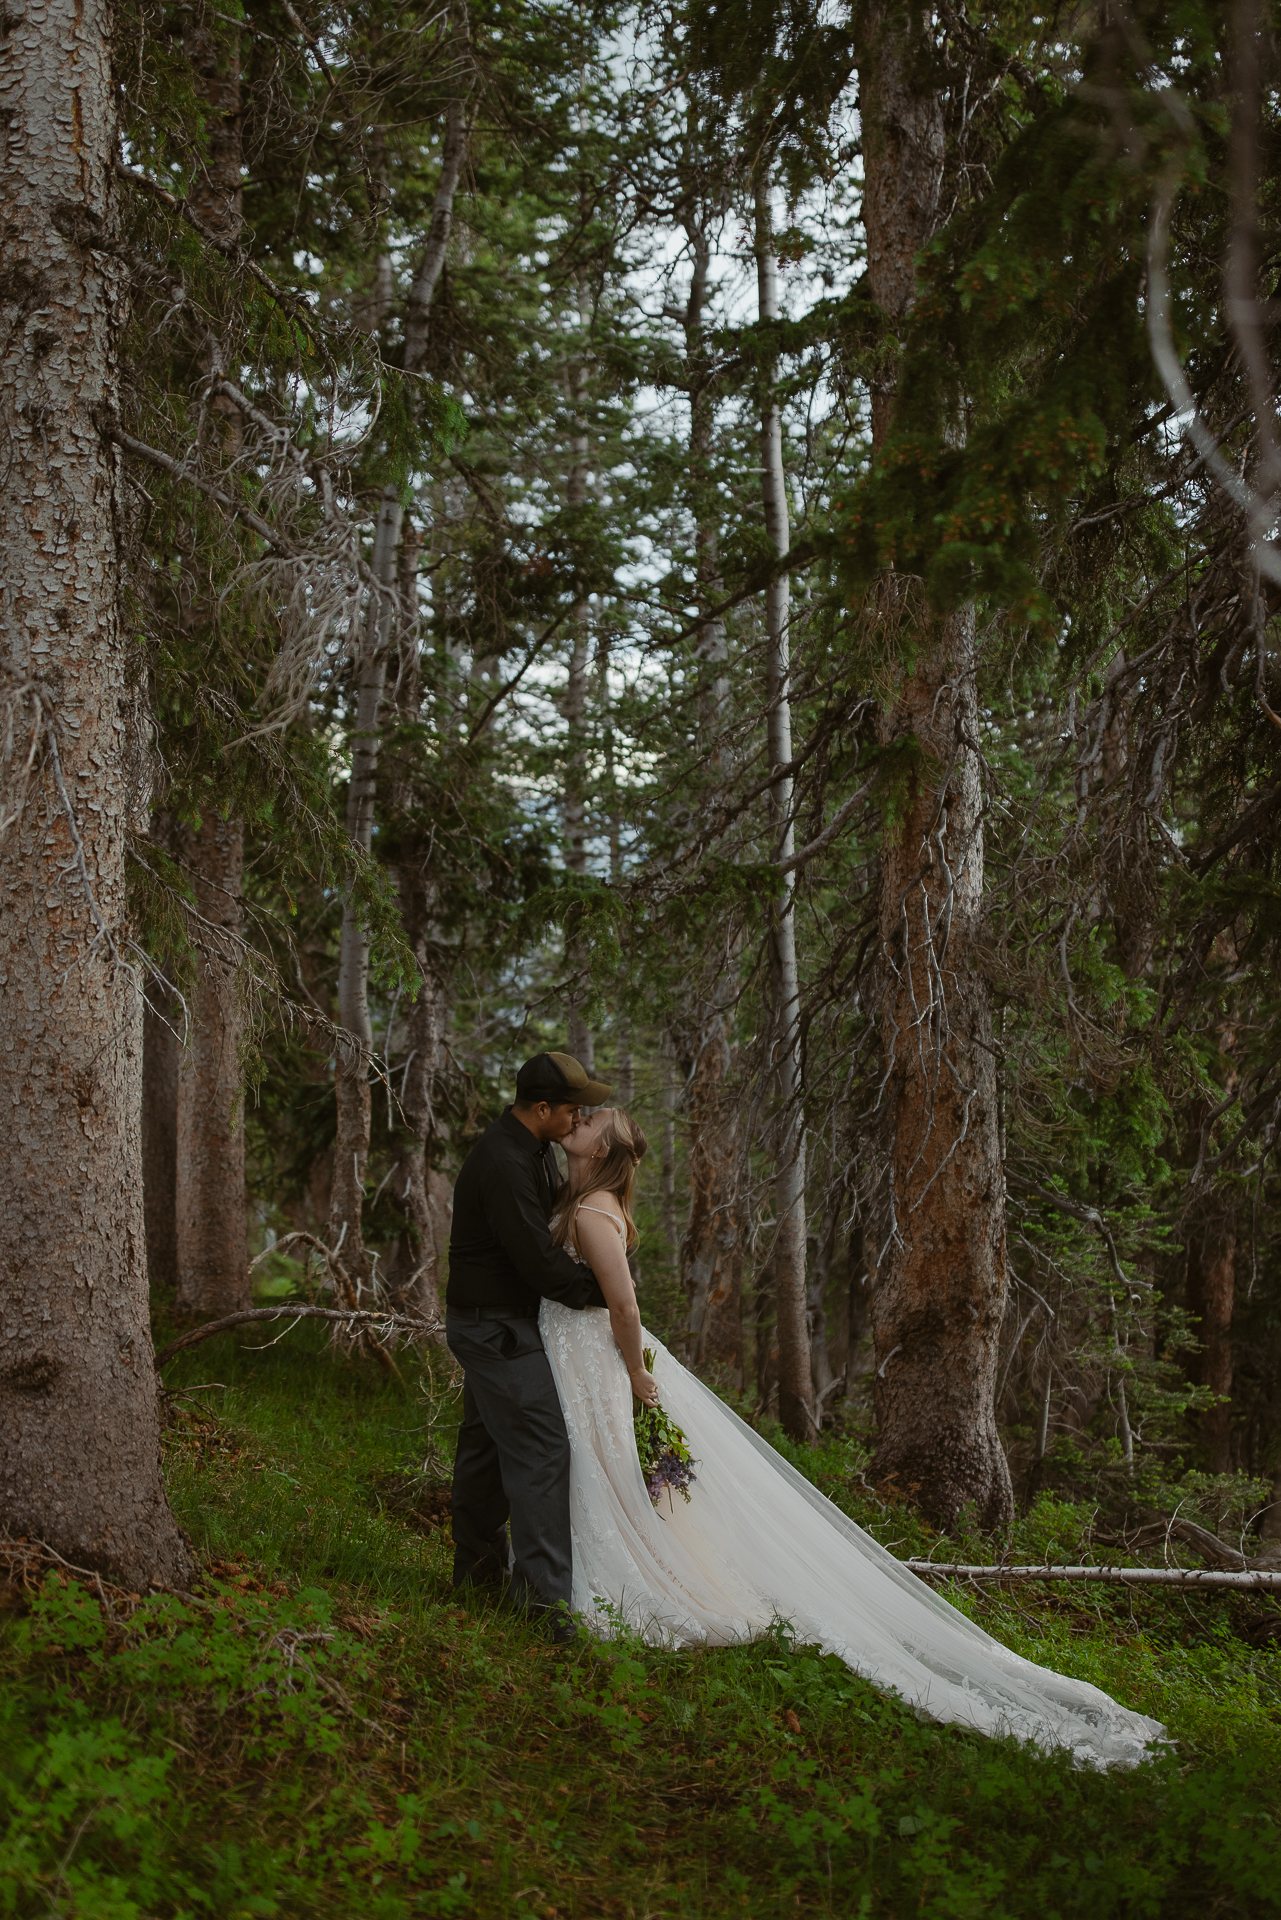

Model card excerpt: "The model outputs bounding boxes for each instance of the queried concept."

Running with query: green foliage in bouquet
[634,1348,697,1508]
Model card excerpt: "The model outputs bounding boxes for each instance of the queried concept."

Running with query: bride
[539,1105,1164,1770]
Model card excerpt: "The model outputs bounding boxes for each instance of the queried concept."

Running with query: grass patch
[1,1322,1279,1917]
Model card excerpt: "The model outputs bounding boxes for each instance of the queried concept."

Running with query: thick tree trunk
[0,0,190,1585]
[860,2,1013,1528]
[755,170,813,1442]
[174,815,249,1315]
[1185,1202,1236,1472]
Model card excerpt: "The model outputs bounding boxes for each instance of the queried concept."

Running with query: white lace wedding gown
[539,1224,1164,1770]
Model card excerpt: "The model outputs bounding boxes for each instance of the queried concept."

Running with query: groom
[445,1049,611,1641]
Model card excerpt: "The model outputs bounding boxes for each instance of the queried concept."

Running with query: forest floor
[2,1323,1280,1919]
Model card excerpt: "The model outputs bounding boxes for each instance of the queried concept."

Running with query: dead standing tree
[859,4,1014,1528]
[328,78,473,1313]
[754,165,814,1442]
[0,0,192,1585]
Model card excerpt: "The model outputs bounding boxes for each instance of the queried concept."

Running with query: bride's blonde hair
[551,1108,648,1252]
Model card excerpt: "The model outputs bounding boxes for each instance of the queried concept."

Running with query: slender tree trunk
[860,3,1013,1528]
[368,104,473,1316]
[681,1020,744,1385]
[403,92,471,373]
[174,815,249,1314]
[562,285,594,1069]
[330,489,402,1289]
[1185,1202,1236,1472]
[806,1210,837,1404]
[385,555,452,1339]
[843,1220,871,1400]
[676,214,744,1375]
[754,170,813,1442]
[660,1043,679,1263]
[0,0,190,1585]
[143,981,180,1299]
[171,10,248,1318]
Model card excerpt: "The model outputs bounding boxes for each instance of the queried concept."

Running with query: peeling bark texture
[1185,1202,1236,1472]
[0,0,191,1585]
[860,2,1013,1529]
[680,1019,744,1385]
[142,982,180,1299]
[174,814,249,1316]
[755,170,813,1442]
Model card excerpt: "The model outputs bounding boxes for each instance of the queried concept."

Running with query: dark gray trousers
[445,1310,572,1613]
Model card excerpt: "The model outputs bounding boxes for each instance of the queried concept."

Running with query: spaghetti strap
[575,1202,625,1238]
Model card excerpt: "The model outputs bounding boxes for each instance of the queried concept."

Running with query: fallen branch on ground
[907,1560,1281,1592]
[154,1304,442,1371]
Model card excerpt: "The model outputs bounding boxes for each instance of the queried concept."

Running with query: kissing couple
[444,1048,1164,1768]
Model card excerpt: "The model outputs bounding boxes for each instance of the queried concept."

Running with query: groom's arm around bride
[444,1050,610,1638]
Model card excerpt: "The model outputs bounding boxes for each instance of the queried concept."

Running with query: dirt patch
[369,1472,453,1536]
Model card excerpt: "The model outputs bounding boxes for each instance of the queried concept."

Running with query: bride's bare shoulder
[575,1193,625,1230]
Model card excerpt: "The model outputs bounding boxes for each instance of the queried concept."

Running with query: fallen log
[906,1560,1281,1592]
[154,1305,443,1372]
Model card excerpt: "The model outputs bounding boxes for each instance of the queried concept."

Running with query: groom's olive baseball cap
[516,1050,611,1107]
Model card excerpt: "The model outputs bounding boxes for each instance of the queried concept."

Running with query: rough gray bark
[0,0,190,1585]
[860,2,1014,1528]
[754,170,813,1442]
[174,814,249,1315]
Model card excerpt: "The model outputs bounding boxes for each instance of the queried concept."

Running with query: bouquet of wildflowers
[633,1347,697,1508]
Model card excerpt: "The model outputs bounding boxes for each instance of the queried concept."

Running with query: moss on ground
[1,1324,1278,1917]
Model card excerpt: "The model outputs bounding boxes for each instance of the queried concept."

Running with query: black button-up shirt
[445,1108,606,1316]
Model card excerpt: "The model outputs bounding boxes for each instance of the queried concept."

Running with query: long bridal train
[539,1302,1164,1771]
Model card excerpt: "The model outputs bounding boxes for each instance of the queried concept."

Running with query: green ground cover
[2,1325,1279,1918]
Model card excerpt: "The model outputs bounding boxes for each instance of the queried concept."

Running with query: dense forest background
[106,0,1281,1538]
[5,0,1281,1909]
